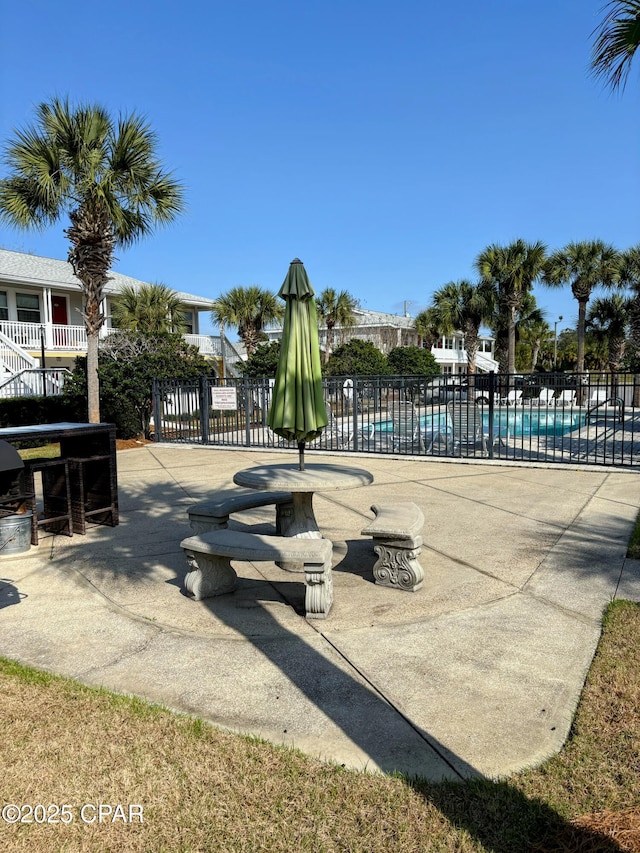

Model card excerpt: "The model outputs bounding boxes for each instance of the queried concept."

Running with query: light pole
[553,315,563,371]
[39,324,47,397]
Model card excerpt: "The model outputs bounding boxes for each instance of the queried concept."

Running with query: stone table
[233,462,374,539]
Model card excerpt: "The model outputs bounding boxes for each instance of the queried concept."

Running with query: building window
[182,310,194,334]
[16,293,41,324]
[0,292,7,321]
[444,337,455,350]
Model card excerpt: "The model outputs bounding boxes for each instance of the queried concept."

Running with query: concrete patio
[1,444,640,781]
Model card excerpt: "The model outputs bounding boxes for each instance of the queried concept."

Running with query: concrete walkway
[2,445,640,781]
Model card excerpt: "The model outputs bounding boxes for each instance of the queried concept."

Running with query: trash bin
[0,510,33,555]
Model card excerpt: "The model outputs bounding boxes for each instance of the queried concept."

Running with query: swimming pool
[373,408,585,438]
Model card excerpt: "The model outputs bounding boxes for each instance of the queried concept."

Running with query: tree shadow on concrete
[54,459,631,853]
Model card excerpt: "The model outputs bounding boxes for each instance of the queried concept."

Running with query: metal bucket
[0,511,32,555]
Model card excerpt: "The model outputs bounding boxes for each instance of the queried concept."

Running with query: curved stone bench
[187,491,293,533]
[361,502,424,592]
[180,530,334,619]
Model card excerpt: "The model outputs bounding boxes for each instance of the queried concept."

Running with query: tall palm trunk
[576,298,587,375]
[507,301,518,377]
[324,320,336,365]
[65,205,114,423]
[530,338,541,371]
[464,325,479,375]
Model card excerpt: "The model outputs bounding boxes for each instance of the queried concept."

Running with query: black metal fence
[151,372,640,468]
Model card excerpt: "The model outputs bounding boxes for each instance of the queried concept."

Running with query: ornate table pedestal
[233,462,374,569]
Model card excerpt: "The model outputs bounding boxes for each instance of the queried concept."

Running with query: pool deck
[1,444,640,781]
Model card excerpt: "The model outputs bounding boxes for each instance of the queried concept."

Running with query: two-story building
[265,306,498,374]
[0,249,244,394]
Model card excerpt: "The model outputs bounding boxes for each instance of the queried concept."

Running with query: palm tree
[542,240,620,376]
[518,318,553,372]
[587,293,630,397]
[429,280,494,374]
[587,293,630,373]
[413,306,441,351]
[591,1,640,92]
[111,282,187,334]
[0,97,184,422]
[618,245,640,362]
[211,286,283,357]
[316,288,358,364]
[475,239,547,376]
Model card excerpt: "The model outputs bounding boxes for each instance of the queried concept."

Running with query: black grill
[0,439,26,501]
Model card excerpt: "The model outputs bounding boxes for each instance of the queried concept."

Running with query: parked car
[424,376,468,404]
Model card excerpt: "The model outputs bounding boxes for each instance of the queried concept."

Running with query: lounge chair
[536,387,555,405]
[390,400,426,453]
[499,389,523,405]
[587,388,608,407]
[447,401,507,456]
[555,389,576,407]
[325,402,354,449]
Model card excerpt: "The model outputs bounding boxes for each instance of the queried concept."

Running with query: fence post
[487,371,495,458]
[199,376,210,444]
[244,377,252,447]
[152,378,162,442]
[352,376,359,451]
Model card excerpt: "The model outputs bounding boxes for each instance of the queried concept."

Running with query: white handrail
[0,329,38,374]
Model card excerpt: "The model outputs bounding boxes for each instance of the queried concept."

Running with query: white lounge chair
[536,388,555,405]
[499,389,523,405]
[588,388,608,407]
[324,403,354,449]
[390,400,426,453]
[447,401,508,456]
[555,389,576,407]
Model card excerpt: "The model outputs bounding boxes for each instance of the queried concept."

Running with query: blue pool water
[374,409,584,438]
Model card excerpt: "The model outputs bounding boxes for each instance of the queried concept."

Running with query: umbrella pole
[298,440,305,471]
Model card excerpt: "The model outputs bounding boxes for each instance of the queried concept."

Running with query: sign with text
[211,387,238,410]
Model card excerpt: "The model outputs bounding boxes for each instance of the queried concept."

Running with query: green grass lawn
[627,510,640,559]
[0,600,638,852]
[16,443,60,461]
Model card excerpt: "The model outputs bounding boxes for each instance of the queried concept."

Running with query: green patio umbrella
[267,258,328,470]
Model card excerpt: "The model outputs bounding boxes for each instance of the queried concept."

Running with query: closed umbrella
[267,258,328,470]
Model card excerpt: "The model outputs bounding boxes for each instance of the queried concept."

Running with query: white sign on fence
[211,387,238,410]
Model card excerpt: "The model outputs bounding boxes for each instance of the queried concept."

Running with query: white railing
[0,330,38,375]
[0,320,226,358]
[52,323,89,349]
[0,319,90,351]
[0,368,71,398]
[185,334,221,356]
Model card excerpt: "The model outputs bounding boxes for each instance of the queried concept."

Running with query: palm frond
[591,1,640,91]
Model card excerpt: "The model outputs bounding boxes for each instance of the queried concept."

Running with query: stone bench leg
[303,557,334,619]
[371,536,424,592]
[183,550,238,600]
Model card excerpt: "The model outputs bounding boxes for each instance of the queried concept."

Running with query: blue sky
[1,0,639,339]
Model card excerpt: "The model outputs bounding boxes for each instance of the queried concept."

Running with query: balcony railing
[0,320,225,357]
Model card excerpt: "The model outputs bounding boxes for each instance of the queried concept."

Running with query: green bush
[325,339,388,376]
[65,333,215,439]
[387,345,439,376]
[0,395,83,429]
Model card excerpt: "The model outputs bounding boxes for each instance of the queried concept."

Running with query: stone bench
[361,502,424,592]
[180,530,334,619]
[187,491,293,533]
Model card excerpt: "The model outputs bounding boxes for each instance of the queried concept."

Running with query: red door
[51,295,68,347]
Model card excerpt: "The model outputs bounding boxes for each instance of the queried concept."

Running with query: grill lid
[0,440,24,473]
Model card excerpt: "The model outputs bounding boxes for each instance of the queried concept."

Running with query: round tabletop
[233,462,374,493]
